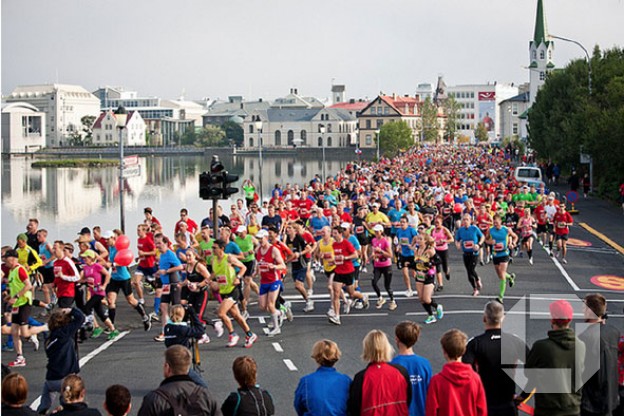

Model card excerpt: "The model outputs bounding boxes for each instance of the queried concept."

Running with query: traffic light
[222,172,239,198]
[199,155,239,200]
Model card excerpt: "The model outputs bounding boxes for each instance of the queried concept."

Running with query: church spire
[533,0,548,45]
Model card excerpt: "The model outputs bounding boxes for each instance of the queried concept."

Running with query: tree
[180,128,197,146]
[474,122,489,143]
[420,97,439,142]
[221,121,244,146]
[195,125,226,147]
[443,95,460,143]
[378,120,413,157]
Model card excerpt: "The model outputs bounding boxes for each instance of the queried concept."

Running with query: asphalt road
[4,218,623,415]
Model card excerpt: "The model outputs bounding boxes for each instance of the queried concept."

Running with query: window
[366,119,371,129]
[384,107,389,115]
[318,137,323,147]
[377,107,383,114]
[365,134,372,145]
[512,123,519,135]
[249,125,254,133]
[376,120,383,128]
[249,137,254,147]
[327,124,332,133]
[539,50,545,60]
[548,50,552,60]
[512,103,518,115]
[328,137,332,147]
[533,50,537,59]
[539,71,545,81]
[300,130,307,145]
[275,130,281,146]
[287,130,294,146]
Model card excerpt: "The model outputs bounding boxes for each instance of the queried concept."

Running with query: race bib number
[494,242,505,252]
[203,249,212,258]
[557,222,566,228]
[463,241,474,250]
[216,275,227,285]
[162,284,171,295]
[323,252,333,260]
[436,240,445,247]
[334,255,344,265]
[259,263,271,273]
[355,226,365,234]
[479,223,489,231]
[400,237,410,246]
[443,207,451,215]
[12,307,19,314]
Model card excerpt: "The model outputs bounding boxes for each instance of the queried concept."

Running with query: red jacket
[425,361,487,416]
[349,362,411,416]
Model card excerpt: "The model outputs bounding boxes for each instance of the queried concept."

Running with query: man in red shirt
[174,208,198,235]
[134,224,157,310]
[553,203,574,264]
[52,240,80,308]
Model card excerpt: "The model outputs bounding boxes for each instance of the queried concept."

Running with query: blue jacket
[45,307,85,381]
[294,366,351,416]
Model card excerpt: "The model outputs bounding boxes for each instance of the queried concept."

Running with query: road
[4,200,623,416]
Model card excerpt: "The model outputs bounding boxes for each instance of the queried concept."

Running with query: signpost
[566,190,579,215]
[122,155,141,179]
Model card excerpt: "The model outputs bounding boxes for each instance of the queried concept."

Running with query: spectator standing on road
[52,374,101,416]
[294,339,351,416]
[221,356,274,416]
[104,385,132,416]
[137,345,222,416]
[463,301,528,416]
[580,293,620,416]
[391,321,432,416]
[348,329,411,416]
[425,329,487,416]
[518,299,586,416]
[1,373,38,416]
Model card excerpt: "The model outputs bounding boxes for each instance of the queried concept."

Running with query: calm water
[1,154,352,245]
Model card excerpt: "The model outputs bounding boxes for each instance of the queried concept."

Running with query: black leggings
[81,294,108,322]
[435,249,449,276]
[462,253,480,289]
[372,266,393,300]
[187,290,209,324]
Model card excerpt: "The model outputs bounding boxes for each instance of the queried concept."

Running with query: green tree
[420,97,439,143]
[221,121,244,146]
[378,120,413,157]
[474,122,489,142]
[443,95,460,143]
[195,125,226,147]
[180,128,197,146]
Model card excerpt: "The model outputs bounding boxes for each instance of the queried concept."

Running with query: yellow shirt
[319,238,336,272]
[366,212,390,226]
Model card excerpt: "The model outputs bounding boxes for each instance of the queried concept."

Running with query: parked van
[514,166,545,187]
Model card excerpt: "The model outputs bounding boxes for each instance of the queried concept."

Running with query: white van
[514,166,544,187]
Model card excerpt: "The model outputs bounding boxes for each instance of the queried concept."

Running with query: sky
[2,0,623,103]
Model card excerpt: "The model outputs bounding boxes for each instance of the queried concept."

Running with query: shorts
[11,304,32,326]
[135,265,158,278]
[356,235,370,246]
[221,286,241,301]
[521,235,533,244]
[556,234,569,241]
[106,279,133,297]
[259,281,283,295]
[57,296,74,308]
[292,268,306,283]
[415,273,435,285]
[536,224,548,234]
[398,255,414,270]
[242,260,255,277]
[493,255,510,265]
[40,267,55,284]
[152,277,163,289]
[334,272,354,286]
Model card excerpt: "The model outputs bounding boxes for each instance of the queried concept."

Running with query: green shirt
[211,255,237,295]
[198,239,215,265]
[9,265,32,307]
[242,184,256,200]
[234,235,255,262]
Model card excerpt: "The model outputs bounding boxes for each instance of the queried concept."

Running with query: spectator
[391,321,432,416]
[463,301,528,416]
[294,339,351,416]
[53,374,101,416]
[425,329,487,416]
[519,299,586,416]
[580,294,620,416]
[221,356,274,416]
[348,329,411,416]
[104,385,131,416]
[1,373,38,416]
[137,345,221,416]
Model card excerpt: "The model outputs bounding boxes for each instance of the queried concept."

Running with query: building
[499,91,531,141]
[202,96,271,126]
[447,83,518,142]
[528,0,555,106]
[1,102,46,153]
[4,84,101,147]
[92,110,147,146]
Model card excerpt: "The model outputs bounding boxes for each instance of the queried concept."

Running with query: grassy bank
[32,159,119,168]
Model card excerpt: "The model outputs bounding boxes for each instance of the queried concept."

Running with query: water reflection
[1,154,350,244]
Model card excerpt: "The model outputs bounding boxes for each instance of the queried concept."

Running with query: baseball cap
[256,229,269,239]
[340,222,351,230]
[17,233,28,242]
[372,203,380,208]
[2,249,18,259]
[373,224,384,232]
[236,225,247,234]
[80,249,97,259]
[78,227,91,235]
[549,300,574,321]
[101,230,115,239]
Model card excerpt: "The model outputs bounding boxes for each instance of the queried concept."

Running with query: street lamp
[549,34,592,95]
[114,106,128,233]
[375,129,380,161]
[319,124,326,181]
[254,120,263,202]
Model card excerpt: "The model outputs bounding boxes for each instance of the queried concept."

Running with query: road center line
[579,222,624,255]
[537,244,581,291]
[272,342,283,352]
[283,359,298,371]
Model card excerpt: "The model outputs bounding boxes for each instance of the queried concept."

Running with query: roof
[7,84,96,98]
[266,108,320,122]
[203,100,270,118]
[322,107,356,121]
[329,101,369,112]
[1,102,41,113]
[499,91,530,104]
[92,110,140,129]
[532,0,551,46]
[380,95,420,116]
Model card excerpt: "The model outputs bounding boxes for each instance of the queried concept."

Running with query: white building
[498,91,531,141]
[92,110,147,146]
[447,83,519,142]
[1,102,46,153]
[529,0,554,106]
[4,84,101,147]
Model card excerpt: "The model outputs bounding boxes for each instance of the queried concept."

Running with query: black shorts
[334,272,354,286]
[536,224,548,234]
[556,234,569,241]
[136,265,158,278]
[57,296,75,308]
[398,255,414,270]
[11,304,32,326]
[152,277,163,289]
[324,270,335,280]
[221,286,241,302]
[242,260,255,277]
[415,273,435,285]
[356,235,370,246]
[106,279,133,297]
[493,255,510,265]
[521,235,533,244]
[40,267,55,284]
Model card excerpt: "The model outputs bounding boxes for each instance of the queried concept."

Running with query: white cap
[372,203,380,208]
[373,224,384,232]
[102,230,115,239]
[256,229,269,238]
[340,222,351,230]
[236,225,247,233]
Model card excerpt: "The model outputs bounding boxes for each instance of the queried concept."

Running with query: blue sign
[566,191,579,203]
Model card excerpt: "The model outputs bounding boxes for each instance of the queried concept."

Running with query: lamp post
[115,106,128,233]
[319,124,326,181]
[549,34,592,95]
[254,120,263,202]
[375,129,380,161]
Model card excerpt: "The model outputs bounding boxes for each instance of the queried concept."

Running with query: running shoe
[267,327,281,337]
[143,317,152,331]
[496,297,504,305]
[472,289,480,297]
[154,333,165,342]
[479,260,484,266]
[107,330,120,341]
[244,333,258,348]
[326,308,336,318]
[2,344,15,352]
[508,273,516,288]
[388,300,397,311]
[227,334,240,348]
[241,310,250,320]
[445,273,451,281]
[362,295,370,309]
[149,312,160,322]
[303,300,315,312]
[376,296,386,309]
[436,304,444,320]
[8,355,26,367]
[198,334,211,344]
[307,289,314,297]
[343,299,352,315]
[278,311,284,328]
[406,289,414,297]
[45,302,55,311]
[476,279,483,290]
[30,335,39,351]
[561,258,567,264]
[91,328,104,339]
[361,266,368,273]
[214,321,224,338]
[328,315,341,325]
[104,328,112,335]
[435,285,444,292]
[285,302,294,322]
[529,257,534,265]
[549,249,554,257]
[424,315,437,325]
[353,300,364,310]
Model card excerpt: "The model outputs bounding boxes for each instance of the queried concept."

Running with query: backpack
[154,385,204,416]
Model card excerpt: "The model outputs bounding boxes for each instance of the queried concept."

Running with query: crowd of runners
[1,144,623,415]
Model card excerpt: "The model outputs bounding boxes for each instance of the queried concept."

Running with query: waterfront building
[4,84,101,147]
[92,109,147,146]
[1,102,46,153]
[202,96,271,126]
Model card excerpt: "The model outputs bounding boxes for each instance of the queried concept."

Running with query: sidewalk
[550,184,624,251]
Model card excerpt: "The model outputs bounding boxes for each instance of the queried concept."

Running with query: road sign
[122,164,141,179]
[124,155,139,166]
[566,191,579,203]
[580,153,592,164]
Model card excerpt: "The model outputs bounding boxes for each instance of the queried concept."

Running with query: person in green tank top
[242,179,257,208]
[233,226,259,317]
[210,239,257,349]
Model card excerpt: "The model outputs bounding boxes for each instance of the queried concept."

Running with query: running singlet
[256,247,280,285]
[371,237,392,268]
[319,238,336,272]
[553,212,573,235]
[39,243,54,269]
[8,265,32,307]
[53,257,80,298]
[137,235,156,268]
[431,227,449,251]
[109,247,131,281]
[211,255,237,295]
[489,226,510,257]
[396,227,417,257]
[519,218,534,238]
[455,226,484,254]
[534,205,548,225]
[83,263,106,297]
[348,235,361,268]
[353,216,367,237]
[234,235,255,262]
[198,239,215,264]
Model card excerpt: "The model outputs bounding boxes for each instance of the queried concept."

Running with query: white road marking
[538,246,581,291]
[404,310,624,318]
[283,359,298,371]
[30,331,129,410]
[272,342,283,352]
[258,317,266,324]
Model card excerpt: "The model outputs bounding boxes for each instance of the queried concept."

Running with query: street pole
[255,121,263,202]
[549,34,592,95]
[115,106,128,233]
[376,129,380,161]
[320,124,326,181]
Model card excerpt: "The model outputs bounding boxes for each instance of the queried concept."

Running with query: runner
[37,229,57,309]
[52,240,80,309]
[518,207,536,265]
[285,223,314,312]
[455,214,485,296]
[315,226,337,317]
[254,230,286,336]
[486,214,518,304]
[431,215,454,291]
[552,203,574,264]
[79,250,117,340]
[413,234,443,324]
[370,224,395,311]
[233,225,258,319]
[352,207,371,272]
[134,224,157,309]
[153,234,183,341]
[395,216,418,297]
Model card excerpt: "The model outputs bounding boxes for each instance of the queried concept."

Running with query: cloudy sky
[2,0,623,102]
